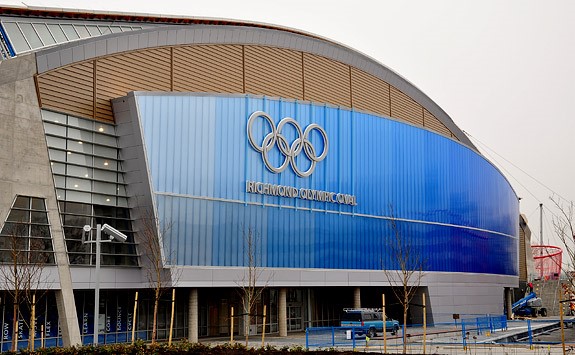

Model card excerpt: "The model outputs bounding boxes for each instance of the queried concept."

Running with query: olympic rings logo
[247,111,329,178]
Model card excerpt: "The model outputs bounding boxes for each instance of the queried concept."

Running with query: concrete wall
[0,53,81,346]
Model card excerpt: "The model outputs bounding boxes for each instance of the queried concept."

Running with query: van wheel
[540,308,547,317]
[368,328,377,338]
[391,326,399,335]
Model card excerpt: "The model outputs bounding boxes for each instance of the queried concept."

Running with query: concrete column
[505,287,513,320]
[279,288,287,337]
[188,288,199,342]
[353,287,361,309]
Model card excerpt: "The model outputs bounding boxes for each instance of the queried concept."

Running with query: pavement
[203,317,575,354]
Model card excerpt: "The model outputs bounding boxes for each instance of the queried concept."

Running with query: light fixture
[74,184,78,188]
[106,198,110,202]
[67,152,72,155]
[78,141,83,144]
[98,127,104,132]
[103,161,109,166]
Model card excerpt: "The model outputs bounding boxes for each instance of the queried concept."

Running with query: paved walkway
[203,318,575,354]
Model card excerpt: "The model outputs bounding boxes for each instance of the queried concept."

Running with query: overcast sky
[3,0,574,250]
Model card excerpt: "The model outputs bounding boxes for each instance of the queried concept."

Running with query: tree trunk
[244,301,250,347]
[12,257,18,352]
[12,298,18,352]
[402,293,408,354]
[152,288,160,343]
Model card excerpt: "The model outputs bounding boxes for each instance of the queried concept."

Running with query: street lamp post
[84,224,127,346]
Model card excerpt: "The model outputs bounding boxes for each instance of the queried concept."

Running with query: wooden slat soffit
[36,44,457,141]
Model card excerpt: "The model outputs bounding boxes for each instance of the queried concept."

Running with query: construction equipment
[512,292,547,317]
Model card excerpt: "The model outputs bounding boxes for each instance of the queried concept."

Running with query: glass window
[117,197,128,208]
[98,26,112,35]
[44,122,67,136]
[68,128,93,142]
[93,181,117,195]
[42,110,67,124]
[66,190,91,203]
[0,222,22,237]
[64,226,86,241]
[51,162,66,175]
[0,235,27,249]
[30,225,50,237]
[0,196,54,265]
[63,214,91,227]
[110,26,122,33]
[13,196,30,209]
[94,157,117,170]
[93,144,117,159]
[86,25,101,36]
[3,22,30,53]
[54,175,65,188]
[33,23,56,45]
[31,211,48,224]
[46,24,67,43]
[49,149,66,162]
[93,169,117,182]
[60,24,79,40]
[74,25,90,39]
[66,177,91,191]
[67,139,93,154]
[7,209,29,223]
[56,189,65,200]
[19,23,43,49]
[61,202,92,215]
[93,205,116,218]
[67,152,93,166]
[120,26,132,32]
[117,185,126,196]
[94,133,116,147]
[67,165,91,179]
[46,136,66,149]
[92,194,115,206]
[67,116,93,130]
[95,123,115,135]
[31,198,45,211]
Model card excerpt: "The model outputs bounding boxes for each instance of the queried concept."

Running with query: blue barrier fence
[308,314,510,350]
[462,314,508,348]
[306,326,370,349]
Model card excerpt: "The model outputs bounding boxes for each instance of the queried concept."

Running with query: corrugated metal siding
[173,45,243,94]
[244,46,303,99]
[133,93,518,275]
[36,61,94,119]
[390,86,423,126]
[519,225,527,280]
[303,53,351,108]
[96,48,171,121]
[350,67,390,117]
[424,108,453,138]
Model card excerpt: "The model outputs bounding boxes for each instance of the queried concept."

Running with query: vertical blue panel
[135,94,519,276]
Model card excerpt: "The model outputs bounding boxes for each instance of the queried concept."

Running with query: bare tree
[0,223,49,351]
[137,214,179,344]
[382,208,426,354]
[236,227,268,347]
[550,196,575,284]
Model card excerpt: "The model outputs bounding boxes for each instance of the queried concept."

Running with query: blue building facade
[133,93,518,275]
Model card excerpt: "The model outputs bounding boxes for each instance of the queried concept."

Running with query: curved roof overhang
[3,5,475,150]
